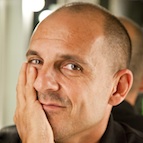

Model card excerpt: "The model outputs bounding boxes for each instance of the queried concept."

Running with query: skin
[14,7,133,143]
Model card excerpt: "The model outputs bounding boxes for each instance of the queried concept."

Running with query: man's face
[26,13,114,141]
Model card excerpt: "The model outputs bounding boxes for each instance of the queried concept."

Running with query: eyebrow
[26,50,40,57]
[26,50,88,65]
[59,55,87,65]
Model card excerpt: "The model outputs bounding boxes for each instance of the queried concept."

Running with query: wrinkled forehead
[28,10,106,66]
[31,10,104,43]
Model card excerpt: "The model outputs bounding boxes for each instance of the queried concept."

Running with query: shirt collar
[100,115,127,143]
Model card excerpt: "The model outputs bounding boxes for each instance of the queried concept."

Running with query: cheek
[81,79,111,117]
[63,80,84,104]
[63,78,96,117]
[60,77,88,114]
[59,73,112,117]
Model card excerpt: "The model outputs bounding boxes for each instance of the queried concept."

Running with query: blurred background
[0,0,143,128]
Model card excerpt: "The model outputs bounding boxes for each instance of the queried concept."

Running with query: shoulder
[120,122,143,142]
[101,115,143,143]
[112,101,143,132]
[0,125,21,143]
[114,121,143,143]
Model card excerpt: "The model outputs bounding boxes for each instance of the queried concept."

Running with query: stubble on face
[29,7,113,143]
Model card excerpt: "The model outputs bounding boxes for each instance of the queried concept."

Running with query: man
[1,2,143,143]
[112,17,143,132]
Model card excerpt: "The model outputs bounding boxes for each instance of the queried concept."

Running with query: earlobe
[109,69,133,106]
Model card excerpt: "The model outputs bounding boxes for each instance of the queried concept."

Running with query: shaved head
[55,2,131,72]
[20,3,134,142]
[32,2,131,74]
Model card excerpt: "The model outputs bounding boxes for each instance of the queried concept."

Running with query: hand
[14,63,54,143]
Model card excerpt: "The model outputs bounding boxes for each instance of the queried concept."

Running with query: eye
[28,59,42,65]
[62,63,82,71]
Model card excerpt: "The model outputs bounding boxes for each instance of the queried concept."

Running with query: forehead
[29,36,104,65]
[31,10,104,42]
[28,11,105,64]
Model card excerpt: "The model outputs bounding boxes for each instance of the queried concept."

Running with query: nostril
[33,72,60,93]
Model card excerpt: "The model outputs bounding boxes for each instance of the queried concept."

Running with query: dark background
[33,0,143,29]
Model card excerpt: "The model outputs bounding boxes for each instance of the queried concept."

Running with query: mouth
[41,103,66,112]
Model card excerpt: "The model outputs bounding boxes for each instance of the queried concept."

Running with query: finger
[16,62,27,106]
[25,65,37,103]
[14,62,27,124]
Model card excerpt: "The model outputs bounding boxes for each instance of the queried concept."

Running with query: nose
[33,67,60,93]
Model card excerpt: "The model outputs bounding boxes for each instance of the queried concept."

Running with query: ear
[139,78,143,92]
[108,69,133,106]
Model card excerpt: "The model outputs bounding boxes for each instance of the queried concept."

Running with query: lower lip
[42,104,65,112]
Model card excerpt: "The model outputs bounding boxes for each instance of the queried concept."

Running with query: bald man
[1,2,143,143]
[112,17,143,132]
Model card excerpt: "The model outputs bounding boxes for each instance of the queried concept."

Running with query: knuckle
[16,83,23,93]
[13,111,18,123]
[13,115,17,123]
[25,83,31,90]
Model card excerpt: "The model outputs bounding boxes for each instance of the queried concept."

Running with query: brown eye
[63,63,81,71]
[29,59,42,64]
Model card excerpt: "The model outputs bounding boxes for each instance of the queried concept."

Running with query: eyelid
[62,62,83,71]
[27,56,43,65]
[29,59,41,64]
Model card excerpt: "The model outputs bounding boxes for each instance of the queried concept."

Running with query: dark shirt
[135,93,143,115]
[0,115,143,143]
[112,100,143,132]
[101,115,143,143]
[0,125,21,143]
